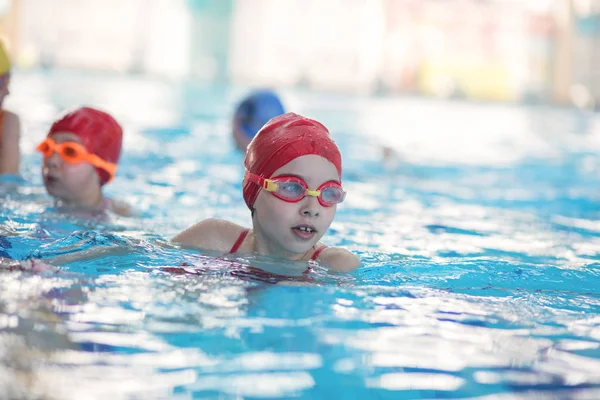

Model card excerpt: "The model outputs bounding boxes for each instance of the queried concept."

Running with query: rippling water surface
[1,69,600,399]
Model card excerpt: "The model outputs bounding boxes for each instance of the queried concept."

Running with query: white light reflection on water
[189,372,315,398]
[474,370,556,386]
[366,372,465,391]
[22,365,196,400]
[41,352,321,399]
[320,286,600,388]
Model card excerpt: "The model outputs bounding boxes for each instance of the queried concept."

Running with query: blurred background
[0,0,599,109]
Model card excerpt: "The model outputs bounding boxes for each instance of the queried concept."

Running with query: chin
[44,185,59,197]
[286,242,317,256]
[46,187,70,202]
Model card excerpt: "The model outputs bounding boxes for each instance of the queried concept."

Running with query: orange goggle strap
[36,138,117,182]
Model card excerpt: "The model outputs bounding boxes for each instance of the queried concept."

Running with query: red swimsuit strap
[310,245,327,261]
[229,228,250,254]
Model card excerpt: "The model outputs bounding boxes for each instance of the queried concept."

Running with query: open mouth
[292,224,317,240]
[44,175,59,185]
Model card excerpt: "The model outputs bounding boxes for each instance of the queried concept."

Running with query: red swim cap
[48,107,123,185]
[243,112,342,209]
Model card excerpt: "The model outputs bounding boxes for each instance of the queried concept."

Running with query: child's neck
[56,191,105,212]
[250,229,312,261]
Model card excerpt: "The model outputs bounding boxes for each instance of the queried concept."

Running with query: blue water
[1,69,600,399]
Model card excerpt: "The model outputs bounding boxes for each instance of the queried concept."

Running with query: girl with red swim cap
[36,107,131,216]
[173,112,359,272]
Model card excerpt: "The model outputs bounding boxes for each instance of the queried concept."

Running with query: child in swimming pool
[0,41,21,175]
[232,90,285,152]
[174,112,360,272]
[2,113,357,276]
[37,107,131,217]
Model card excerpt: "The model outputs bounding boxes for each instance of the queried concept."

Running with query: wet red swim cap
[243,112,342,209]
[48,107,123,185]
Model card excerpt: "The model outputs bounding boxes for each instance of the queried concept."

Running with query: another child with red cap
[36,107,131,216]
[173,112,360,272]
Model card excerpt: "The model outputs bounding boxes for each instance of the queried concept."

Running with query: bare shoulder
[1,111,21,137]
[318,247,360,272]
[107,198,133,217]
[171,218,246,252]
[2,110,20,124]
[0,111,21,174]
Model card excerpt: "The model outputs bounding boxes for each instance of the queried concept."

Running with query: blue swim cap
[235,90,285,139]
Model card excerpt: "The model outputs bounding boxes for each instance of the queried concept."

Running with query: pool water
[1,69,600,399]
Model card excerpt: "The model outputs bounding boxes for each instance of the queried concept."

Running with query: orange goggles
[36,138,117,182]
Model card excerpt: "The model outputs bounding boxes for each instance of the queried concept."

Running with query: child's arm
[107,198,133,217]
[318,247,360,272]
[0,256,55,273]
[0,111,20,175]
[1,238,166,272]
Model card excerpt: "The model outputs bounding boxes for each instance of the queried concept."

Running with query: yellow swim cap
[0,41,11,75]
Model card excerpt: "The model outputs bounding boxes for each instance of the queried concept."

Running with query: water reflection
[1,70,600,398]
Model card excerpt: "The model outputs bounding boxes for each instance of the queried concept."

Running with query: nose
[299,194,320,218]
[44,152,62,168]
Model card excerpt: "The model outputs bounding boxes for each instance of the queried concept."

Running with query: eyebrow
[273,173,340,184]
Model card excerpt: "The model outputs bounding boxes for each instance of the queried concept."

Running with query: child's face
[41,132,101,203]
[253,154,340,257]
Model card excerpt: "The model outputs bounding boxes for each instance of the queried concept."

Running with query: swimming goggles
[245,171,346,207]
[36,138,117,182]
